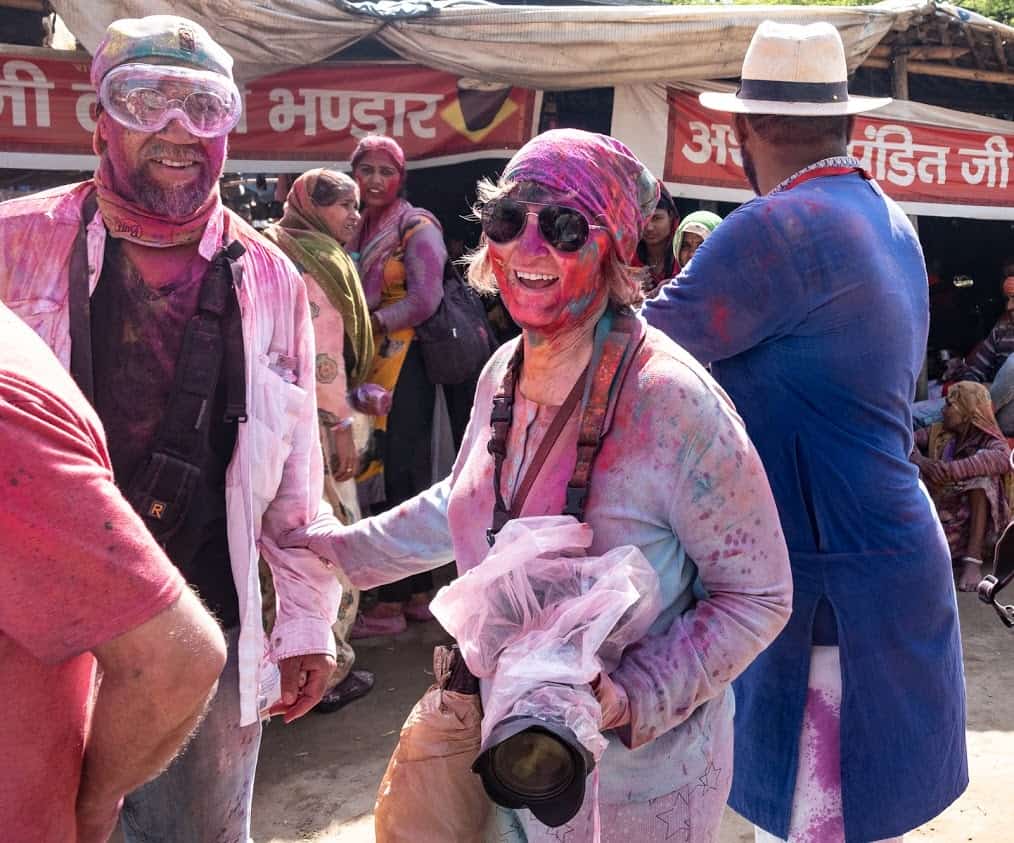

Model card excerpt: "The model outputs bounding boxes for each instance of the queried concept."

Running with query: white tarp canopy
[51,0,936,89]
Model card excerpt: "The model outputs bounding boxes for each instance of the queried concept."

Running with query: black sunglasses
[480,197,602,253]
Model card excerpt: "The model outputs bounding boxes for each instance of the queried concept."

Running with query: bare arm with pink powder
[610,366,793,749]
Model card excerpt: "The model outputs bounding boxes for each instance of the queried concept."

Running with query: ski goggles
[480,197,604,253]
[99,63,242,138]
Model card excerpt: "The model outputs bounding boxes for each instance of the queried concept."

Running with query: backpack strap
[68,189,98,400]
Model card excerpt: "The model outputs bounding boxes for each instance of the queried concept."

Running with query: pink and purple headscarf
[351,135,407,174]
[501,129,659,264]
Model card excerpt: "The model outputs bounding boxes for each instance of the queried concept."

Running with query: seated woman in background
[634,185,679,299]
[672,210,723,271]
[912,380,1012,592]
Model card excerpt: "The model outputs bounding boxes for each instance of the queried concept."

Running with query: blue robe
[644,170,967,842]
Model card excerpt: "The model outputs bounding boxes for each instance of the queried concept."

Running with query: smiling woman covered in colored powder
[285,129,792,841]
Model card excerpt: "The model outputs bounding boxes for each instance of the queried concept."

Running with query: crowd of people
[0,11,999,843]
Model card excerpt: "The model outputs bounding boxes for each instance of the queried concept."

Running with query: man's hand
[75,794,122,843]
[269,653,337,723]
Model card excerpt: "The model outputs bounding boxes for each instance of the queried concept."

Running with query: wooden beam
[992,30,1009,74]
[871,45,971,61]
[0,0,47,11]
[863,55,1014,86]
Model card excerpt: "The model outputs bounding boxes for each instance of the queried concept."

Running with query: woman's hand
[920,459,950,486]
[942,359,964,382]
[280,516,346,567]
[351,383,393,416]
[328,423,358,481]
[592,672,630,731]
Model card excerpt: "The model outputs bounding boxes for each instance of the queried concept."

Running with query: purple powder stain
[797,811,845,843]
[804,687,841,793]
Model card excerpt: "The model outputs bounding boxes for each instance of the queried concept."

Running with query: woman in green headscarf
[673,210,723,272]
[263,168,381,712]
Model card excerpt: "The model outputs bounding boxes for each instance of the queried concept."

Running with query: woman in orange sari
[347,135,448,635]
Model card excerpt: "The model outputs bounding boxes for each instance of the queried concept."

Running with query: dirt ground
[101,585,1014,843]
[241,588,1013,843]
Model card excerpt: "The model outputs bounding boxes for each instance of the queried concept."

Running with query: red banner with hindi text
[664,89,1013,210]
[0,49,538,169]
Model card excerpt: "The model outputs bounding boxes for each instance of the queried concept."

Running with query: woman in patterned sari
[264,168,380,710]
[912,380,1012,591]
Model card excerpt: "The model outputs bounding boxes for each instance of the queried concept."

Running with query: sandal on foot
[350,611,407,639]
[404,600,434,622]
[314,669,375,714]
[957,556,984,592]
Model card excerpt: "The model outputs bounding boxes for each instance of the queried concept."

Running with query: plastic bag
[430,516,661,804]
[375,647,491,842]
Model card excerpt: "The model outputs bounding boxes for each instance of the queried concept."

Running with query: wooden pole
[885,48,930,398]
[891,50,910,100]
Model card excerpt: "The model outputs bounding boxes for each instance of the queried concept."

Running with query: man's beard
[740,143,761,195]
[130,157,216,219]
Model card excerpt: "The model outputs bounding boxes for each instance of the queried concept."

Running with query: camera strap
[122,238,248,544]
[67,197,248,544]
[486,308,644,545]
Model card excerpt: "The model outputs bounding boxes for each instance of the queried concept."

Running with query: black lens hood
[472,715,595,827]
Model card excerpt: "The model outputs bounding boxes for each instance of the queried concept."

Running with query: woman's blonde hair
[464,177,646,308]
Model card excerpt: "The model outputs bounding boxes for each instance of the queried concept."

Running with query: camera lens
[487,729,576,800]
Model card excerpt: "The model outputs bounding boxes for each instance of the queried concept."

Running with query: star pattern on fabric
[496,808,526,840]
[675,788,693,842]
[653,787,694,841]
[655,803,675,838]
[549,824,575,842]
[697,759,721,794]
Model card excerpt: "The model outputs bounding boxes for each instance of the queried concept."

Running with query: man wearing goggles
[99,62,242,140]
[0,15,339,842]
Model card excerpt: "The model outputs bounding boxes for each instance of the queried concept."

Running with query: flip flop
[314,669,375,714]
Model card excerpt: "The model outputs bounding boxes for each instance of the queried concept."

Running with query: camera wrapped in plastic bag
[430,515,661,830]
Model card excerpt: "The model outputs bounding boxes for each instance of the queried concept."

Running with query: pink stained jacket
[0,181,340,726]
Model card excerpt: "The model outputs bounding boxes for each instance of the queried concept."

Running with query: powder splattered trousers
[754,646,903,843]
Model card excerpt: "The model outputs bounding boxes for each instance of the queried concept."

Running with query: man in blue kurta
[644,21,968,843]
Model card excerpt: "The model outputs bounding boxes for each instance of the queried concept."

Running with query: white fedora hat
[699,21,891,116]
